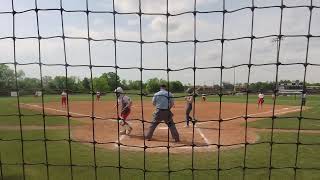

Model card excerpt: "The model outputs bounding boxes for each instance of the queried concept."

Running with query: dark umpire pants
[145,109,180,142]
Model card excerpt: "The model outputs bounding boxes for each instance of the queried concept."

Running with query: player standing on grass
[184,88,194,128]
[96,91,101,101]
[145,84,180,142]
[201,94,207,102]
[114,87,133,135]
[61,90,67,108]
[257,91,264,109]
[301,92,307,106]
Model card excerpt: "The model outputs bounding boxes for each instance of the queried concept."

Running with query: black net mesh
[1,0,320,179]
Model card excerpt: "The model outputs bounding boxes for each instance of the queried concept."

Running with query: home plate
[283,108,289,110]
[159,126,168,130]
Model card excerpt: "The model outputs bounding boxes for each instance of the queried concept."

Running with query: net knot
[194,39,199,43]
[276,62,282,66]
[35,8,39,13]
[38,36,42,40]
[280,5,286,9]
[192,67,197,71]
[193,11,197,16]
[113,11,117,15]
[306,34,312,39]
[303,62,309,67]
[309,6,314,10]
[250,6,256,11]
[223,10,227,14]
[251,35,256,40]
[12,10,16,15]
[166,12,171,17]
[220,39,225,43]
[166,68,171,72]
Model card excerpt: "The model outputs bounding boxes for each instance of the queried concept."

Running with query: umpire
[145,84,180,142]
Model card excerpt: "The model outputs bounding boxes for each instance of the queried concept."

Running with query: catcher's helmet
[114,87,124,93]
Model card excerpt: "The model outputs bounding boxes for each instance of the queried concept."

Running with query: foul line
[21,103,304,149]
[21,103,127,146]
[195,106,303,146]
[196,128,211,145]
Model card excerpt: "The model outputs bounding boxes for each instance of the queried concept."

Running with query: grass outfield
[1,129,320,180]
[1,94,320,179]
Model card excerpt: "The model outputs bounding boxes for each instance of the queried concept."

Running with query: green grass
[0,97,82,126]
[1,129,320,180]
[1,94,320,179]
[246,95,320,130]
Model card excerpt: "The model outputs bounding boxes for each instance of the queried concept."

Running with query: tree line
[1,64,319,96]
[0,65,184,95]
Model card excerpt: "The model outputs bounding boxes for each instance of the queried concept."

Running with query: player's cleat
[126,126,133,135]
[119,129,126,135]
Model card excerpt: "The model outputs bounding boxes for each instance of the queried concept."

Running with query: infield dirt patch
[22,100,301,153]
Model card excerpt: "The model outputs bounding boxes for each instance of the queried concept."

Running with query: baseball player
[257,91,264,109]
[301,92,307,106]
[114,87,133,135]
[201,94,207,102]
[184,88,194,128]
[61,90,67,108]
[145,84,180,142]
[96,91,101,101]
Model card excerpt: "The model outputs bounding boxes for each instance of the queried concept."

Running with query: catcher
[114,87,133,135]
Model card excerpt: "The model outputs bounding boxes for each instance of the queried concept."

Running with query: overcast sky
[0,0,319,85]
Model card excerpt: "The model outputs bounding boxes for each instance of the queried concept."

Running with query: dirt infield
[21,101,302,153]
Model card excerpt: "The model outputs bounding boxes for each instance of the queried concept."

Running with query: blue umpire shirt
[152,88,174,110]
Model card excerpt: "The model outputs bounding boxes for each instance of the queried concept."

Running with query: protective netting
[1,0,320,180]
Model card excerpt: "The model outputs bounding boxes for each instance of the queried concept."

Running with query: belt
[157,109,169,111]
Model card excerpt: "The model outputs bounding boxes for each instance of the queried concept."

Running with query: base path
[21,101,304,153]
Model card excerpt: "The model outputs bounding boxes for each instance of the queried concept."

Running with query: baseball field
[1,94,320,180]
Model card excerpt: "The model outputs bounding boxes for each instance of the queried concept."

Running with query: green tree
[0,65,25,94]
[82,77,91,92]
[93,77,109,92]
[121,79,128,90]
[19,78,41,92]
[128,80,145,90]
[146,78,161,93]
[0,64,15,91]
[101,72,121,91]
[47,76,80,93]
[169,81,184,93]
